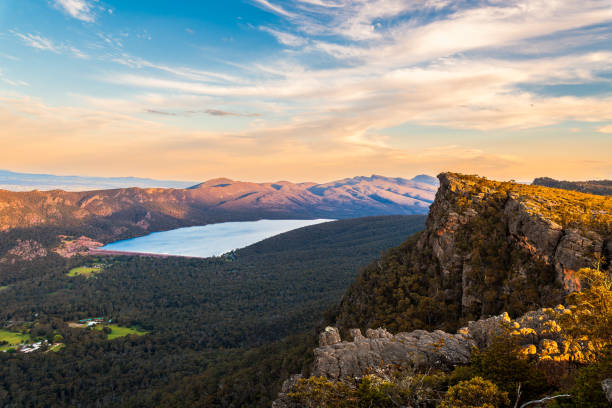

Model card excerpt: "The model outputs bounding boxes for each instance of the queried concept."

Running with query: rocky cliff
[336,173,611,333]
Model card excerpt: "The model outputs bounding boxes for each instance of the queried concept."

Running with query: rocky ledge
[316,305,594,381]
[274,306,598,407]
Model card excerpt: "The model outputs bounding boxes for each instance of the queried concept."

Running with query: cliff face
[336,173,611,333]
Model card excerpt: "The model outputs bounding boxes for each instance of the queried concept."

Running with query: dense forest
[0,215,426,407]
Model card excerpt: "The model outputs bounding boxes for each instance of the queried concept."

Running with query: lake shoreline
[99,219,335,258]
[88,248,202,259]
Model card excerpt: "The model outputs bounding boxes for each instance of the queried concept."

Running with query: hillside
[533,176,612,196]
[0,174,437,244]
[335,173,611,333]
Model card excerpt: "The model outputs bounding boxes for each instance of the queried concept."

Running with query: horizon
[1,167,582,188]
[0,0,611,181]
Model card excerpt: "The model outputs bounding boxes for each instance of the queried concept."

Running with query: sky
[0,0,611,182]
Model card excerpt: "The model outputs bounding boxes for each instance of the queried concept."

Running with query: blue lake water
[102,219,334,258]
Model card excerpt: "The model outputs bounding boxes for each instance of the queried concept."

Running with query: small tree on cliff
[559,265,612,358]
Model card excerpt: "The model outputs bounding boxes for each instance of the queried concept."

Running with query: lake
[101,219,334,258]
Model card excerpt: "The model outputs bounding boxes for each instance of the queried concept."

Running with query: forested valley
[0,215,426,407]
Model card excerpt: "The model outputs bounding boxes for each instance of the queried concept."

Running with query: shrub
[439,377,509,408]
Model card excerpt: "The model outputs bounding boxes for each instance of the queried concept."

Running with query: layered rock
[314,307,592,382]
[274,307,595,407]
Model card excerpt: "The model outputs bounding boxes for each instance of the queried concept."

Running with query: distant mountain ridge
[0,169,196,191]
[533,176,612,196]
[0,174,437,243]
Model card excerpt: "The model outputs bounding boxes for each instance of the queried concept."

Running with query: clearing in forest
[67,265,103,278]
[0,330,31,351]
[96,324,148,340]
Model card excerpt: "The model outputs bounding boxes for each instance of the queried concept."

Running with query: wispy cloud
[260,27,307,46]
[12,31,90,59]
[598,124,612,133]
[203,109,261,117]
[0,70,28,87]
[53,0,95,22]
[251,0,296,17]
[13,32,59,52]
[145,108,260,118]
[146,109,177,116]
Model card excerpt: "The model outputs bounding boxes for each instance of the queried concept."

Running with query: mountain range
[0,169,196,191]
[0,174,438,242]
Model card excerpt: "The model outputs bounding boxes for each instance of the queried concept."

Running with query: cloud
[12,31,91,59]
[260,27,307,46]
[251,0,295,17]
[203,109,261,117]
[4,0,612,181]
[53,0,95,22]
[0,70,28,87]
[146,109,177,116]
[13,32,58,52]
[0,95,610,181]
[145,108,260,118]
[598,124,612,133]
[69,46,89,59]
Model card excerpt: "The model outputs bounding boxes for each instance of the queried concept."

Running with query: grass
[0,329,31,351]
[96,324,148,340]
[48,343,65,352]
[67,266,102,278]
[0,286,8,291]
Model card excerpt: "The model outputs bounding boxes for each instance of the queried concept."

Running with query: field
[0,286,8,291]
[48,343,65,352]
[67,266,102,278]
[96,324,148,340]
[0,330,31,351]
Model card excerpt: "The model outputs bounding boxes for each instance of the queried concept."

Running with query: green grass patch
[0,286,8,291]
[96,324,148,340]
[67,266,102,278]
[0,330,31,351]
[48,343,65,352]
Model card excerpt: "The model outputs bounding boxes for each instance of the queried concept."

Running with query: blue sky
[0,0,611,182]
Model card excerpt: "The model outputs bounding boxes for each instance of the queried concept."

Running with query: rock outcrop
[336,173,611,333]
[314,306,592,381]
[273,307,595,407]
[602,378,612,403]
[0,240,47,263]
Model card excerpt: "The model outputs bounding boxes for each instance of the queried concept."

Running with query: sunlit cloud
[53,0,95,22]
